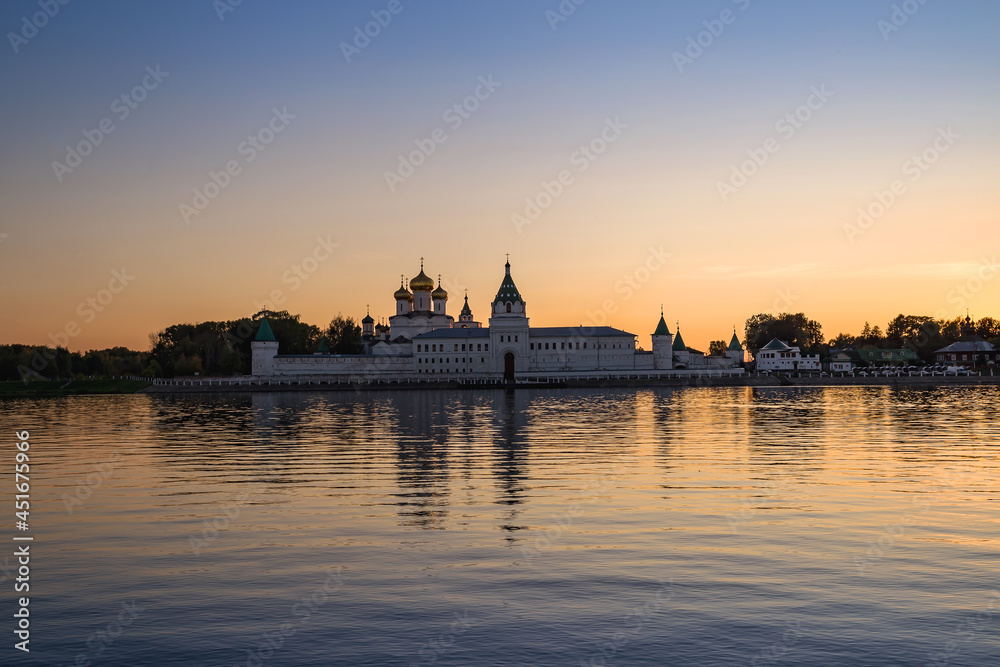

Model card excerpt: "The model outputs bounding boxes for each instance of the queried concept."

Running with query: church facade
[251,259,743,380]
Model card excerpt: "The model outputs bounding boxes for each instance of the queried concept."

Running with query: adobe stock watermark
[178,107,295,224]
[672,0,752,74]
[67,600,145,667]
[878,0,931,41]
[579,579,675,667]
[581,246,670,330]
[925,590,1000,667]
[384,75,501,192]
[751,620,804,667]
[18,268,135,380]
[252,235,339,313]
[214,0,245,22]
[511,116,627,233]
[843,126,958,243]
[340,0,412,63]
[51,65,169,183]
[935,255,998,319]
[232,567,348,667]
[545,0,586,31]
[716,84,833,202]
[407,610,476,667]
[7,0,71,54]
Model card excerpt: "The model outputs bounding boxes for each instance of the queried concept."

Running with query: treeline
[2,311,362,381]
[739,312,1000,362]
[0,345,151,382]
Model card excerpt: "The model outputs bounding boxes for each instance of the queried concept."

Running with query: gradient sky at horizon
[1,0,998,352]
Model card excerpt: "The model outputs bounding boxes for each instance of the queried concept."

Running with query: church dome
[431,276,448,301]
[394,277,412,301]
[410,262,435,292]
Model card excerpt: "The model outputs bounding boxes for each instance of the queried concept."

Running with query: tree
[326,314,363,354]
[976,316,1000,341]
[828,333,857,349]
[886,314,936,349]
[708,340,728,357]
[744,312,824,355]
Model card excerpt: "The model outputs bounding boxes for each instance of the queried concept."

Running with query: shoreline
[4,375,998,399]
[138,374,1000,393]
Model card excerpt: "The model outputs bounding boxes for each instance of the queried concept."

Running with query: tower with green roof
[488,257,529,379]
[251,317,279,375]
[726,328,744,366]
[651,307,674,370]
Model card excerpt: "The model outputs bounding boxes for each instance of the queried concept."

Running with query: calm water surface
[3,386,1000,666]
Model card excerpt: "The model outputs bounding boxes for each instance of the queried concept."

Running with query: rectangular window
[530,343,534,350]
[477,344,481,351]
[515,335,518,343]
[561,342,565,350]
[462,344,466,351]
[584,342,587,349]
[576,342,580,349]
[454,344,458,351]
[485,344,488,351]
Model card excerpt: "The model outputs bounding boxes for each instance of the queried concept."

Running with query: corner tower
[251,317,279,376]
[727,328,744,366]
[651,308,673,370]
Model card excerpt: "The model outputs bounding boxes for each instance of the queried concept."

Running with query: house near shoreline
[933,316,999,368]
[753,338,822,372]
[250,259,744,381]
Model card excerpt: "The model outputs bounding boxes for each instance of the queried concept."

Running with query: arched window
[506,302,511,313]
[514,335,518,343]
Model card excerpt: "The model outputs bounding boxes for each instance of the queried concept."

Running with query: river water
[3,386,999,666]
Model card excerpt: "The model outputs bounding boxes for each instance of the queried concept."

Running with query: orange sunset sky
[1,2,998,352]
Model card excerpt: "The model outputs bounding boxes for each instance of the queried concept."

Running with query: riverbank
[0,379,152,398]
[137,373,1000,393]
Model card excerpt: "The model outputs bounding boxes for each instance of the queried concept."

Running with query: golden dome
[431,275,448,301]
[393,276,412,301]
[409,261,435,292]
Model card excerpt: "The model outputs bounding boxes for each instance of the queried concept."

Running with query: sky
[1,0,998,352]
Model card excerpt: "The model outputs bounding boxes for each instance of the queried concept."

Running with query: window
[545,343,549,350]
[514,335,518,343]
[462,344,466,351]
[576,342,580,349]
[485,344,488,351]
[506,303,511,313]
[481,357,485,363]
[454,344,458,351]
[477,344,481,351]
[583,342,587,349]
[561,342,565,350]
[530,343,534,350]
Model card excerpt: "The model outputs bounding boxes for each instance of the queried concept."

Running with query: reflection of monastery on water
[251,259,744,381]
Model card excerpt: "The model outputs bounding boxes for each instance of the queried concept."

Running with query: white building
[754,338,821,372]
[250,259,743,381]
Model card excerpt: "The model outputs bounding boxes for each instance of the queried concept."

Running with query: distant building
[857,348,920,367]
[828,349,863,372]
[249,259,745,381]
[934,316,999,367]
[754,338,821,372]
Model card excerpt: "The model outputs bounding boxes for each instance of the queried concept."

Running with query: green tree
[744,313,824,354]
[976,316,1000,341]
[708,340,727,357]
[326,314,363,354]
